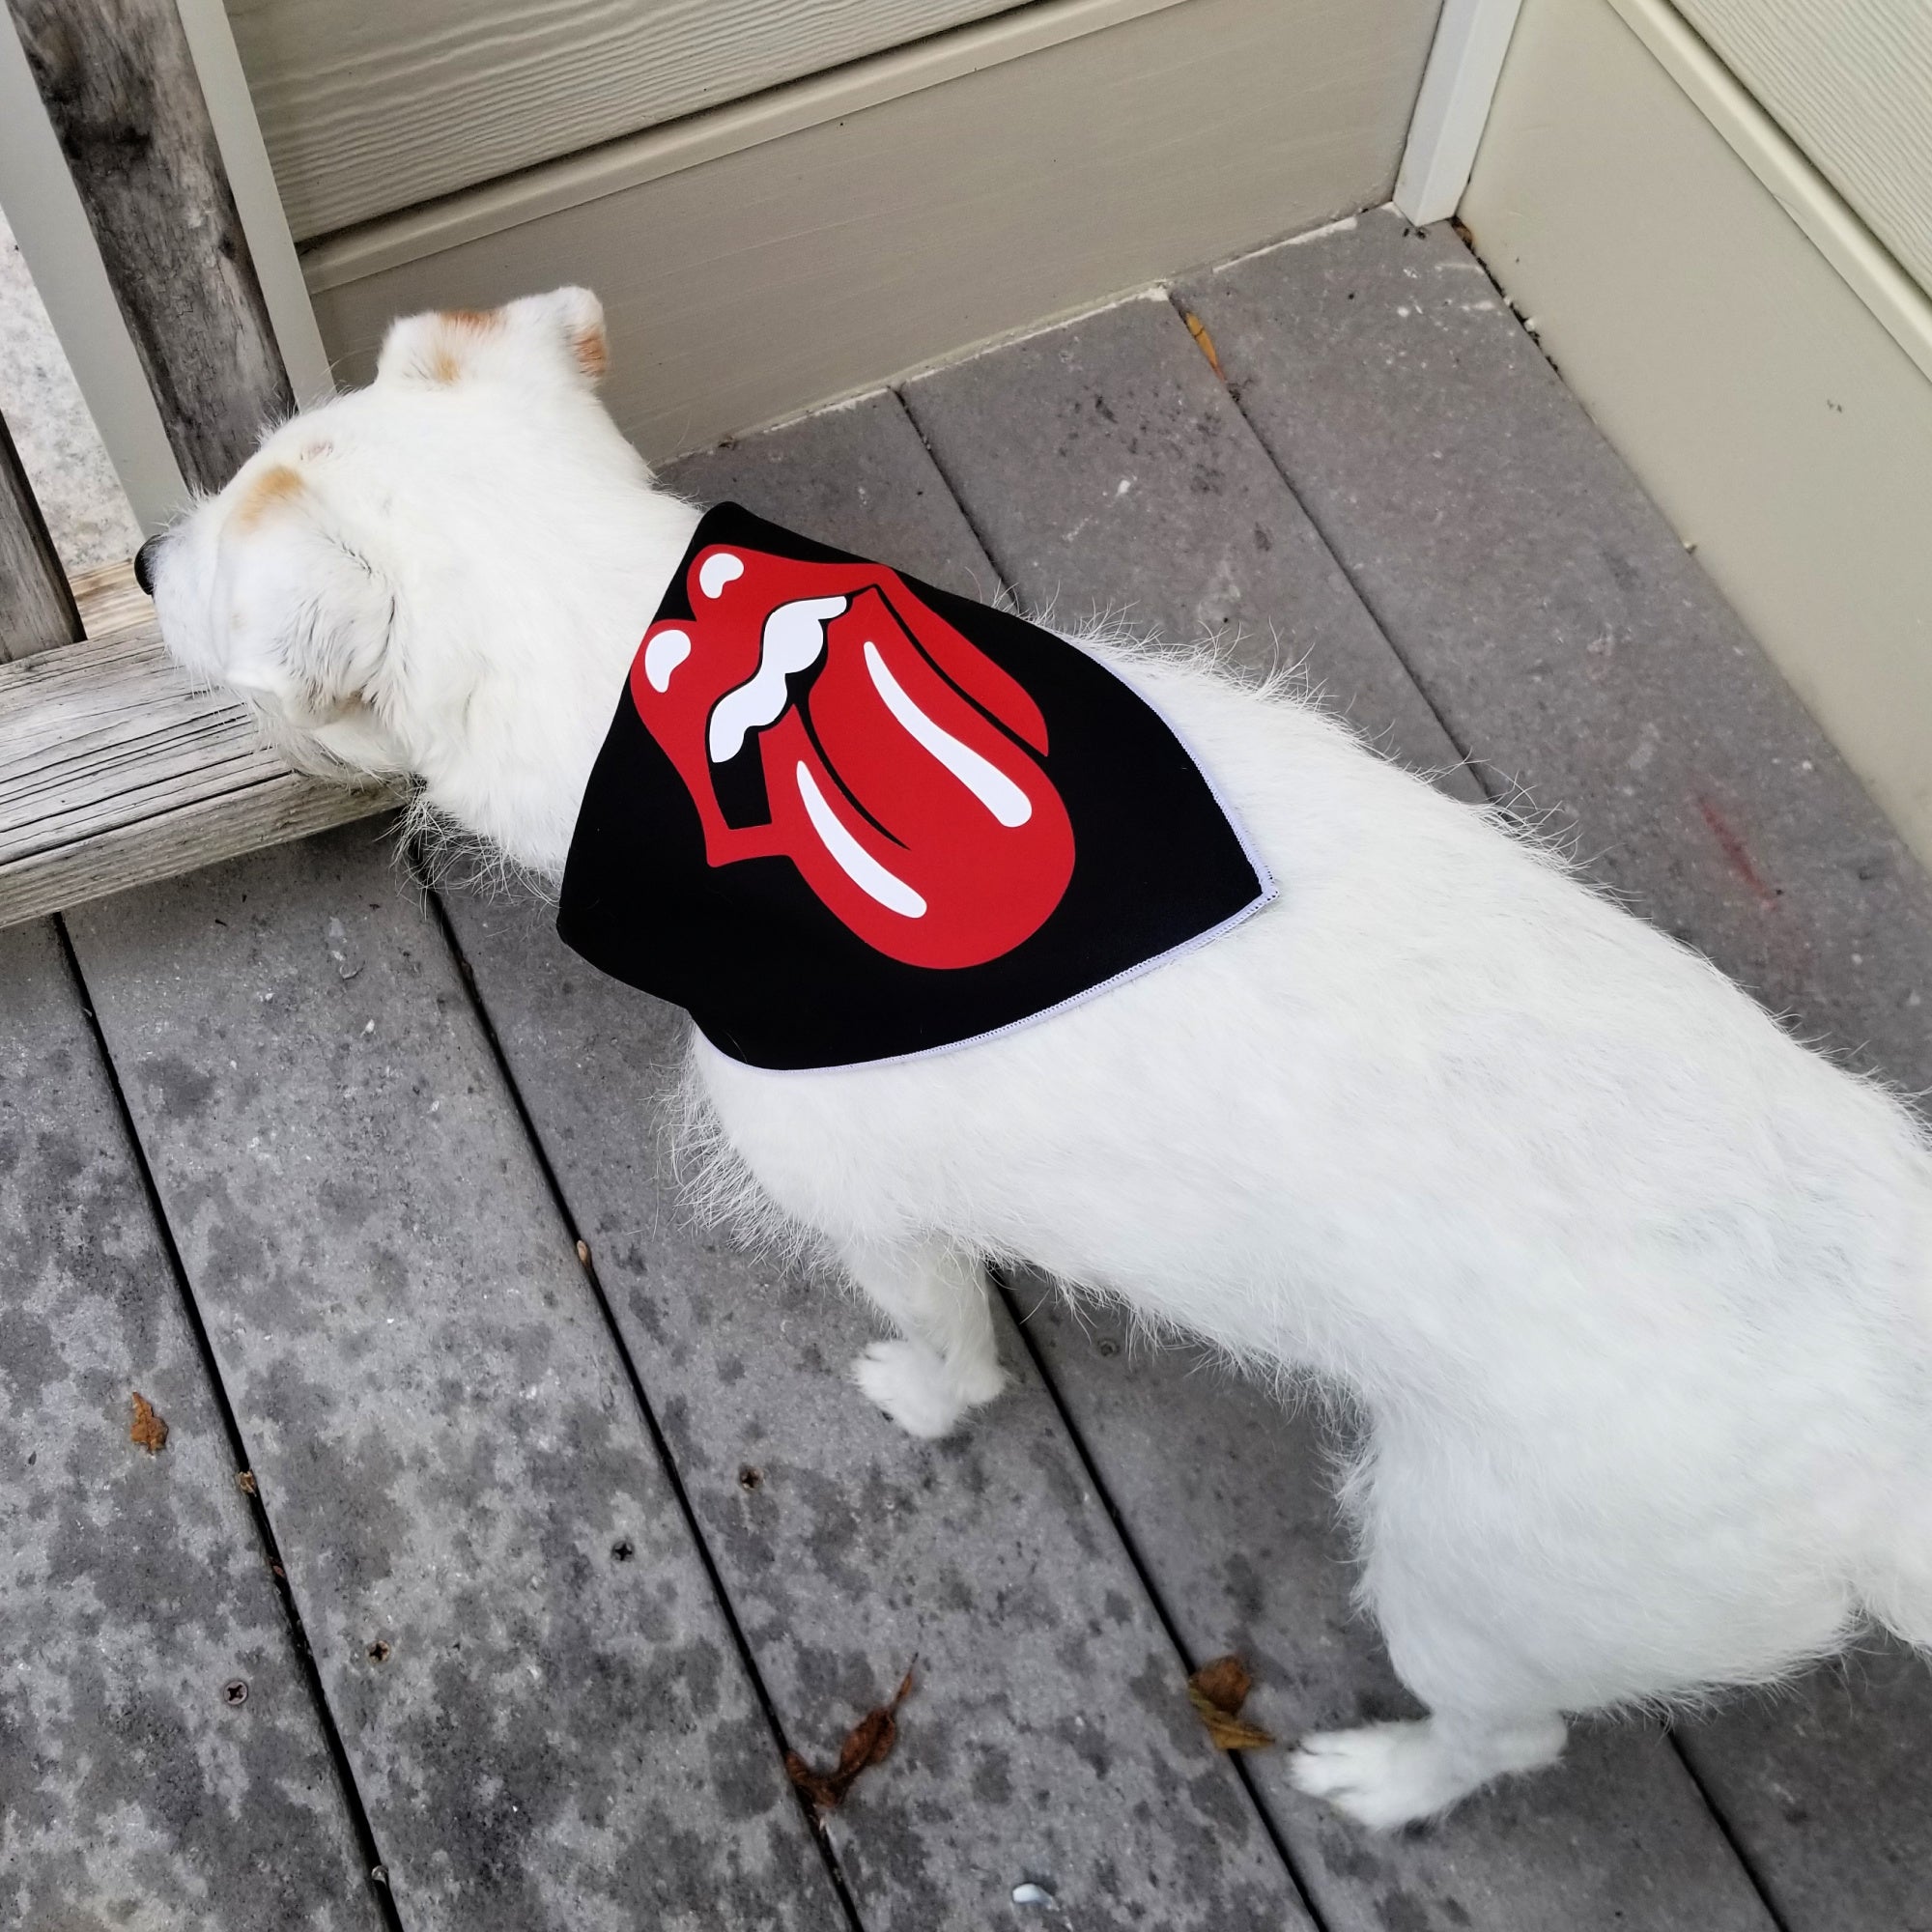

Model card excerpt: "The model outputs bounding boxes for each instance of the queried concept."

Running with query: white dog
[145,288,1932,1829]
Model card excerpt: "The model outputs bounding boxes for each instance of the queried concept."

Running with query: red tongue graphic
[630,546,1075,968]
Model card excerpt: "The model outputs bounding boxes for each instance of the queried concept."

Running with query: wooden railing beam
[0,623,397,929]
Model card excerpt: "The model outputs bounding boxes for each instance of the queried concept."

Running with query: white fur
[148,290,1932,1828]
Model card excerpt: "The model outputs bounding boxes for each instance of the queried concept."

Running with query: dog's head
[143,287,654,790]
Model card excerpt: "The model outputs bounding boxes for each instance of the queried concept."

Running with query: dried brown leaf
[1189,1653,1251,1714]
[1182,309,1225,382]
[1187,1654,1274,1750]
[1188,1692,1276,1750]
[129,1391,168,1455]
[786,1662,917,1808]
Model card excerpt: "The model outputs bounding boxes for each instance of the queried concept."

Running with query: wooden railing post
[7,0,294,495]
[0,411,83,662]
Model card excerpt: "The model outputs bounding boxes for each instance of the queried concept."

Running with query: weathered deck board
[19,204,1930,1925]
[1177,208,1932,1088]
[1009,1276,1790,1932]
[428,390,1315,1932]
[63,833,844,1932]
[1177,207,1932,1930]
[0,625,394,931]
[902,303,1779,1931]
[0,917,380,1929]
[899,293,1482,803]
[72,556,153,643]
[1671,1641,1932,1932]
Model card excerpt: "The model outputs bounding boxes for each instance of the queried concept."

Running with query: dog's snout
[132,533,165,597]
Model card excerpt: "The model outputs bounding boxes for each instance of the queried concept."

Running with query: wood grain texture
[0,408,81,662]
[65,832,847,1930]
[901,295,1778,1932]
[1466,0,1932,876]
[0,622,392,928]
[9,0,293,493]
[71,557,151,642]
[1179,207,1932,1929]
[298,0,1189,289]
[1180,206,1932,1092]
[235,0,1032,240]
[0,915,384,1931]
[1677,0,1932,300]
[1596,0,1932,393]
[898,294,1483,799]
[310,0,1438,463]
[431,393,1318,1932]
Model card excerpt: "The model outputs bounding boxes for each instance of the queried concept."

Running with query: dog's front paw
[851,1340,1007,1440]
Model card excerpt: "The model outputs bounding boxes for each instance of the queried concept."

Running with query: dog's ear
[375,304,502,387]
[519,286,609,385]
[208,460,410,773]
[376,288,608,390]
[209,462,327,712]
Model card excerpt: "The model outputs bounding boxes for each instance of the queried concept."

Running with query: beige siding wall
[307,0,1438,461]
[227,0,1026,238]
[1463,0,1932,872]
[1675,0,1932,300]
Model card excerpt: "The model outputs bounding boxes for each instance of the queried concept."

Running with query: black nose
[133,534,164,596]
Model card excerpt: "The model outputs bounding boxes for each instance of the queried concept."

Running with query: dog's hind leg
[1291,1706,1567,1830]
[840,1236,1010,1439]
[1293,1447,1573,1828]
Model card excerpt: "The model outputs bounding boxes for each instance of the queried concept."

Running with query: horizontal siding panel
[1675,0,1932,298]
[227,0,1025,238]
[308,0,1435,462]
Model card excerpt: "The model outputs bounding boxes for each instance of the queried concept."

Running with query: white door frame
[1393,0,1525,226]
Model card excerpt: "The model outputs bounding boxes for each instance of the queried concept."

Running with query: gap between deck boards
[14,210,1929,1930]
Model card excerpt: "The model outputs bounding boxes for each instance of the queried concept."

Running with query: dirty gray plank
[900,320,1779,1929]
[0,918,378,1931]
[667,392,999,610]
[1664,1643,1932,1932]
[1177,207,1932,1087]
[432,390,1316,1932]
[63,832,842,1932]
[442,892,1305,1932]
[1009,1276,1781,1932]
[1179,206,1932,1931]
[898,294,1482,802]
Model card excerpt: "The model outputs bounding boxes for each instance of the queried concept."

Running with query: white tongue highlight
[794,763,926,917]
[862,639,1032,826]
[708,594,847,762]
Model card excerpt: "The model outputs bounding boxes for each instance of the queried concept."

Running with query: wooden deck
[6,209,1932,1932]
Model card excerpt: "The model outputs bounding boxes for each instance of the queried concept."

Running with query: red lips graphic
[629,544,1076,969]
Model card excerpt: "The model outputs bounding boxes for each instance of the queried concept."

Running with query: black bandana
[557,504,1274,1069]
